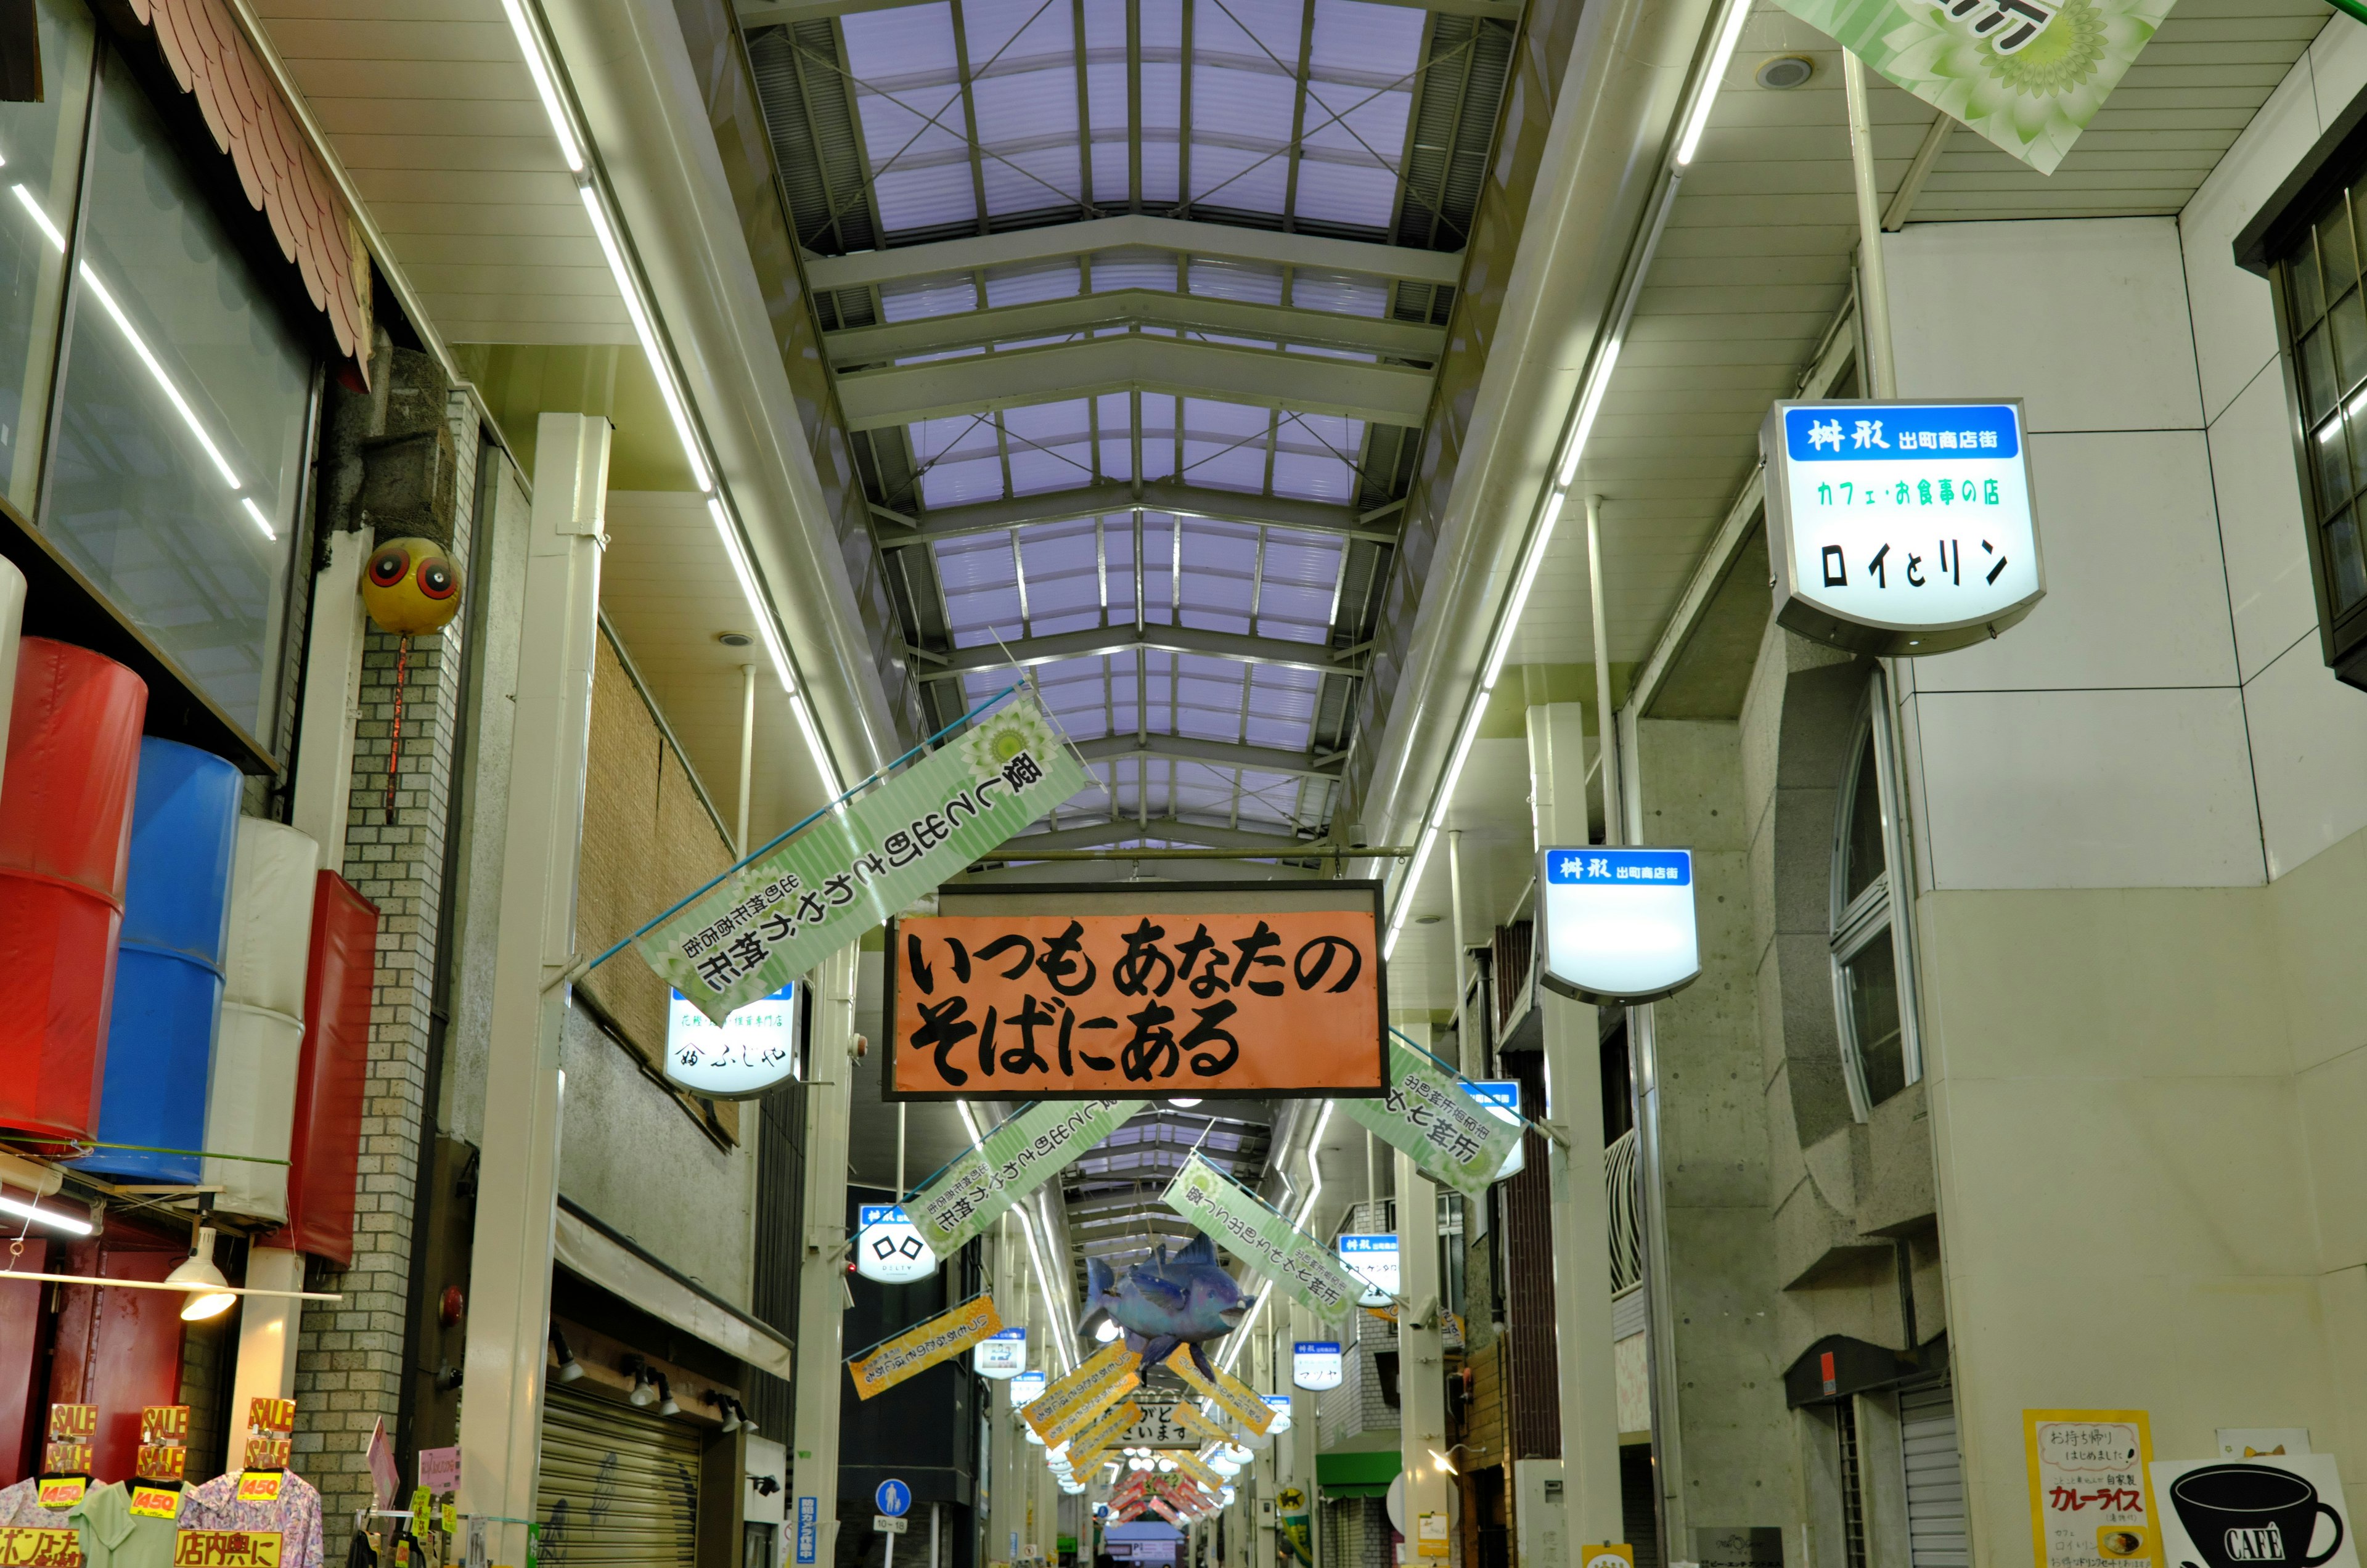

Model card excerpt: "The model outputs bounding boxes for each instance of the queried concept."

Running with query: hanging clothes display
[179,1466,325,1568]
[75,737,242,1186]
[203,818,320,1220]
[0,638,146,1145]
[67,1480,181,1568]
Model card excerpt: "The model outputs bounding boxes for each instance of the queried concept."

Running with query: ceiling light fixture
[0,1191,90,1236]
[655,1374,681,1416]
[550,1325,585,1384]
[492,0,583,171]
[1676,0,1755,165]
[578,186,711,494]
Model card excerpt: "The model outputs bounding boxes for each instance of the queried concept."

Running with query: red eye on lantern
[416,557,457,600]
[369,546,411,587]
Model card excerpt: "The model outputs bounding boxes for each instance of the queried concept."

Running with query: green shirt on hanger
[67,1481,182,1568]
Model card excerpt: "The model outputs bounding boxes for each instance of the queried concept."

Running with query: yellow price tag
[33,1481,83,1512]
[234,1472,283,1505]
[129,1487,181,1521]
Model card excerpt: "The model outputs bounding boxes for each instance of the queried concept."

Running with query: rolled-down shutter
[1899,1379,1968,1568]
[538,1385,702,1568]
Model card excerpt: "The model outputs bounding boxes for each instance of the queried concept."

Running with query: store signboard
[2149,1455,2357,1568]
[886,884,1386,1101]
[665,984,798,1098]
[855,1206,936,1284]
[1336,1235,1397,1307]
[1008,1372,1048,1410]
[1470,1081,1526,1179]
[1761,399,2043,655]
[975,1328,1028,1379]
[1537,848,1700,1005]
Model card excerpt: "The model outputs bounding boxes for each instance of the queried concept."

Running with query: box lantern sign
[854,1205,936,1285]
[975,1327,1028,1379]
[1761,399,2044,656]
[665,983,799,1099]
[1537,848,1700,1005]
[1008,1371,1049,1410]
[1336,1235,1398,1307]
[1293,1342,1343,1391]
[1469,1081,1526,1180]
[886,884,1386,1100]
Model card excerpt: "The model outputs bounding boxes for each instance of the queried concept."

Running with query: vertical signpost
[878,1479,914,1568]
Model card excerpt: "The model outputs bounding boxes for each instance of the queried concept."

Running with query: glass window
[0,0,96,516]
[41,47,311,740]
[1830,671,1921,1118]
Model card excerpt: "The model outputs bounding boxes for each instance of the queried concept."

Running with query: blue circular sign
[876,1480,911,1518]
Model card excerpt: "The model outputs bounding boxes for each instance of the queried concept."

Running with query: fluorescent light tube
[495,0,584,172]
[1676,0,1752,166]
[580,185,712,492]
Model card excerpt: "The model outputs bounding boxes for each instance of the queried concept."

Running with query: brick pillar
[289,388,483,1521]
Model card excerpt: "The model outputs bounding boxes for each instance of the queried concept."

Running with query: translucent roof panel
[1296,0,1424,229]
[912,415,1006,508]
[964,0,1084,216]
[1001,399,1097,494]
[1014,517,1106,635]
[838,7,973,236]
[882,271,984,321]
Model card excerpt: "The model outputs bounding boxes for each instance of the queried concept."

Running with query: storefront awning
[1317,1451,1402,1498]
[554,1199,795,1380]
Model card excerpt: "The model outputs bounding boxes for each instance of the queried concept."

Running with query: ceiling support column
[1525,703,1624,1553]
[1395,1074,1451,1568]
[454,414,611,1565]
[793,942,861,1568]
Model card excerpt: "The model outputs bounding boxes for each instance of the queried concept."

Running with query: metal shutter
[1899,1380,1968,1568]
[538,1385,703,1568]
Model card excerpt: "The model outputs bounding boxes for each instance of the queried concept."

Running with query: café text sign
[1538,848,1700,1005]
[887,886,1386,1100]
[1761,399,2043,655]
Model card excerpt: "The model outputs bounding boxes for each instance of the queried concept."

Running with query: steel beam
[803,214,1464,292]
[1004,817,1321,852]
[747,0,1519,25]
[939,622,1358,676]
[1074,732,1343,778]
[825,287,1447,365]
[874,480,1391,545]
[835,335,1433,429]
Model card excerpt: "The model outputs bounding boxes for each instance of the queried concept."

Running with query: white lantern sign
[1009,1371,1048,1409]
[854,1204,936,1284]
[975,1326,1028,1379]
[1335,1235,1397,1307]
[1537,847,1699,1005]
[665,984,799,1098]
[1291,1341,1343,1392]
[1469,1080,1525,1180]
[1261,1395,1293,1433]
[1761,398,2043,655]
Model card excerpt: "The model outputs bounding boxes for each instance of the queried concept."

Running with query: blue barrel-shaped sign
[75,738,242,1183]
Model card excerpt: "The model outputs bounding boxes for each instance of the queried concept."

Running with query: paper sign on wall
[2026,1410,2163,1568]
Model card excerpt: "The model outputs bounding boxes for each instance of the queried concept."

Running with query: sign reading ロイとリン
[1760,399,2043,655]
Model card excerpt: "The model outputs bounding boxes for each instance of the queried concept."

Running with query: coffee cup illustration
[2169,1464,2345,1568]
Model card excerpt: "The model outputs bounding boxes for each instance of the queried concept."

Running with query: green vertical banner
[639,694,1089,1023]
[1770,0,2172,174]
[907,1096,1146,1257]
[1337,1034,1520,1199]
[1161,1151,1364,1324]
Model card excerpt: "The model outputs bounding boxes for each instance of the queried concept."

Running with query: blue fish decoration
[1084,1235,1251,1382]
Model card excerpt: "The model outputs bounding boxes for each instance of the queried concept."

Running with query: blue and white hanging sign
[1761,399,2043,655]
[1537,847,1700,1005]
[975,1326,1028,1379]
[1261,1394,1294,1433]
[1469,1080,1526,1180]
[1291,1342,1343,1392]
[1335,1235,1398,1307]
[855,1204,936,1284]
[1008,1370,1049,1409]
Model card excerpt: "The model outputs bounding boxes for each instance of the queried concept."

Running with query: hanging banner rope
[906,1097,1145,1258]
[846,1292,1005,1401]
[1161,1150,1365,1324]
[639,687,1089,1024]
[1338,1031,1523,1199]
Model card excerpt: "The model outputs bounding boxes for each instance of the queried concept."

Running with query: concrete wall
[1858,41,2367,1561]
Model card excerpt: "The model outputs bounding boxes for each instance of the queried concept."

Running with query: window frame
[1828,666,1924,1122]
[0,0,325,774]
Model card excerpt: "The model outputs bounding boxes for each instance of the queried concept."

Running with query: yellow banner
[1172,1403,1233,1447]
[1163,1347,1274,1435]
[849,1296,1005,1402]
[1066,1399,1139,1459]
[1023,1341,1143,1446]
[1069,1448,1113,1476]
[1173,1452,1225,1495]
[173,1534,282,1568]
[0,1529,81,1567]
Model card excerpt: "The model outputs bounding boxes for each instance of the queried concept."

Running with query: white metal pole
[1842,50,1897,398]
[455,413,611,1568]
[737,662,757,854]
[1526,704,1624,1555]
[1394,1133,1449,1568]
[1584,496,1622,849]
[792,944,862,1568]
[1448,830,1473,1071]
[932,1503,942,1568]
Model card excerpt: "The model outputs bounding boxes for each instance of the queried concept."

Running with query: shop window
[39,44,311,740]
[1829,669,1922,1117]
[0,0,96,517]
[2269,171,2367,685]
